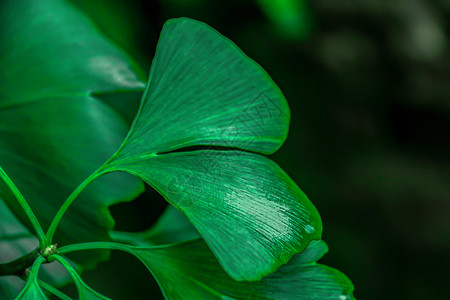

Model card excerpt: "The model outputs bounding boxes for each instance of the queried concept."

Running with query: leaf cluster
[0,0,355,299]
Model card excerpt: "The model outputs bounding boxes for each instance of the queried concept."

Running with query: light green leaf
[0,198,71,300]
[112,17,289,159]
[15,257,47,300]
[103,150,322,281]
[53,255,111,300]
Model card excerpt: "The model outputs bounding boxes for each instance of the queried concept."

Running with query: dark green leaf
[103,150,322,281]
[112,17,289,160]
[0,97,144,267]
[0,0,145,267]
[0,0,145,108]
[60,239,354,299]
[133,239,355,300]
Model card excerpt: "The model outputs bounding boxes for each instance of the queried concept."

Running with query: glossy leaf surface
[0,0,145,266]
[104,150,322,281]
[0,199,70,300]
[113,17,289,160]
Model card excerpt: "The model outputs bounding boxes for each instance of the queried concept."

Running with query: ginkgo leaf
[59,239,355,300]
[0,97,143,268]
[134,239,355,300]
[53,255,111,300]
[0,198,70,300]
[15,257,48,300]
[0,0,146,267]
[0,0,145,108]
[102,150,322,281]
[112,17,289,160]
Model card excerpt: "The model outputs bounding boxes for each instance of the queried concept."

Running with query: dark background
[64,0,449,299]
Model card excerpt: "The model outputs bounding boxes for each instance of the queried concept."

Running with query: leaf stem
[52,255,82,285]
[59,242,134,254]
[38,280,72,300]
[0,247,40,276]
[46,170,102,244]
[0,166,47,249]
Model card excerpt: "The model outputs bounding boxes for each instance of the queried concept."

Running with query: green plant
[0,0,355,299]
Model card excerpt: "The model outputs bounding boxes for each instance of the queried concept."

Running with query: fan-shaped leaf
[103,150,322,281]
[113,17,289,160]
[60,239,355,299]
[134,239,355,300]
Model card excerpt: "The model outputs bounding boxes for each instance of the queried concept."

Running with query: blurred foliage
[67,0,449,299]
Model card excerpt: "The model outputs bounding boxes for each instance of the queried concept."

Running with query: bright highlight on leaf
[104,150,322,281]
[0,0,356,297]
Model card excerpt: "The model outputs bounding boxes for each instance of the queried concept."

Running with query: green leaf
[15,257,47,300]
[0,97,144,267]
[0,0,145,267]
[53,255,111,300]
[103,150,322,281]
[0,198,71,300]
[0,0,145,108]
[59,239,355,299]
[112,17,289,159]
[136,239,355,300]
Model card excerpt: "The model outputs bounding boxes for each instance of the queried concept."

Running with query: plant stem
[46,170,101,244]
[0,166,47,249]
[38,280,72,300]
[59,242,134,254]
[0,247,40,276]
